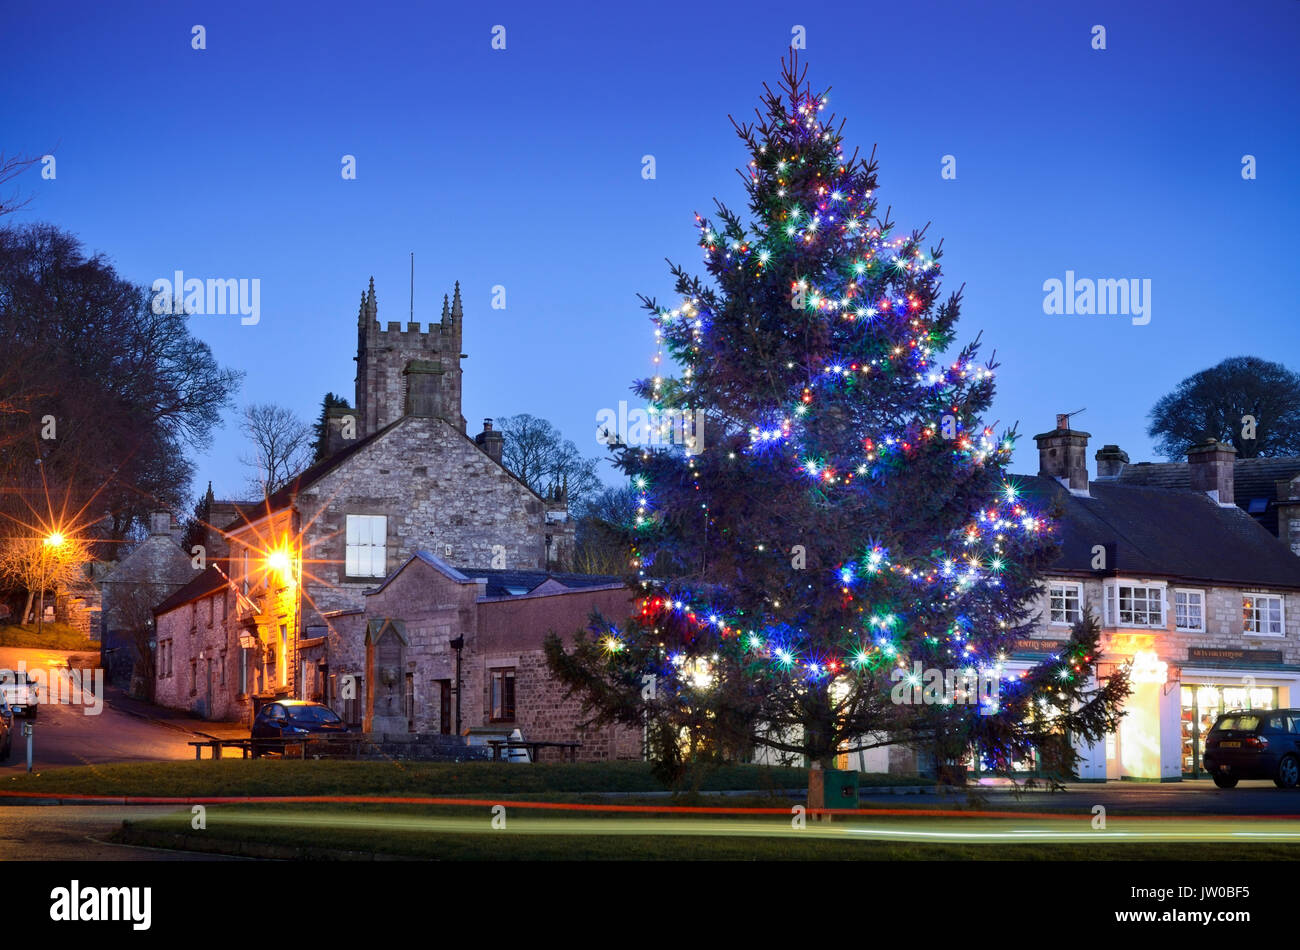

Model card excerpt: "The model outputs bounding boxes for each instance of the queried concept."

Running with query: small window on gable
[1247,498,1268,514]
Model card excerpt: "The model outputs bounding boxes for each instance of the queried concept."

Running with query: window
[1048,583,1083,625]
[241,548,250,594]
[189,660,197,696]
[279,624,289,686]
[157,640,168,679]
[207,596,214,626]
[239,649,248,695]
[490,668,516,721]
[345,515,388,578]
[1105,583,1165,627]
[1175,589,1205,632]
[219,650,226,686]
[1244,594,1284,636]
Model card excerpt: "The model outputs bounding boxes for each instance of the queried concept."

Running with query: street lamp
[36,532,65,636]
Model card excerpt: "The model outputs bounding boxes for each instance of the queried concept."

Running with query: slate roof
[1116,457,1300,536]
[1016,475,1300,590]
[152,560,231,615]
[465,568,624,598]
[368,550,621,599]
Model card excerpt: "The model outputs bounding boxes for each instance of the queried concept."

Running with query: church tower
[354,277,466,437]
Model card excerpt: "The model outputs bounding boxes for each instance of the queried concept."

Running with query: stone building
[151,561,240,719]
[99,511,195,693]
[300,551,640,761]
[153,276,577,724]
[845,415,1300,781]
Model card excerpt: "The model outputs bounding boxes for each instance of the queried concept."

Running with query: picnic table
[187,736,365,759]
[485,739,582,763]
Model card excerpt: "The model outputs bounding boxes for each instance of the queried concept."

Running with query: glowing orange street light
[37,531,67,636]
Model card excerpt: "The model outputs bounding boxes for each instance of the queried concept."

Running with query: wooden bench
[485,739,582,763]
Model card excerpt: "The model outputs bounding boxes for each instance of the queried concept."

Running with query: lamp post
[449,636,464,736]
[36,532,64,635]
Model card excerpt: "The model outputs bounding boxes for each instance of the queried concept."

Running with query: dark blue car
[251,700,348,741]
[1203,709,1300,788]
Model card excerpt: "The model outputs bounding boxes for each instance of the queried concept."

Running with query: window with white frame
[1048,582,1083,625]
[345,514,388,578]
[1103,581,1166,628]
[1174,589,1205,632]
[1243,594,1285,636]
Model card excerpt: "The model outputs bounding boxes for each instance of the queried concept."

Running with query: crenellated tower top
[354,276,466,437]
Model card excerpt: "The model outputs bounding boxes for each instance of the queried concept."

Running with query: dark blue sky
[4,0,1297,501]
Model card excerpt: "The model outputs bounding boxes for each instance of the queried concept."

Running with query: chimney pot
[475,418,504,465]
[1033,414,1091,492]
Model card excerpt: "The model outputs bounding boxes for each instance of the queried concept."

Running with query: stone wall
[1031,575,1300,664]
[154,588,250,723]
[296,415,555,624]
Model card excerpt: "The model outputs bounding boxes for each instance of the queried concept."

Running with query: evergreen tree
[547,56,1128,788]
[312,392,352,462]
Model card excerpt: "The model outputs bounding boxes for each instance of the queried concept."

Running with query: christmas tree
[547,55,1127,791]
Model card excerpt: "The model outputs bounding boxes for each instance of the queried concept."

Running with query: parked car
[0,671,38,720]
[251,700,348,741]
[1204,709,1300,788]
[0,699,12,761]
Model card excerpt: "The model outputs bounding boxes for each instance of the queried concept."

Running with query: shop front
[1178,647,1297,777]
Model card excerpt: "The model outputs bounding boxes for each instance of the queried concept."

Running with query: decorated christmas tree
[547,55,1128,791]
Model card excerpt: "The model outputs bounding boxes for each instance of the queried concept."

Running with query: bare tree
[495,413,603,508]
[239,403,315,497]
[571,485,637,575]
[0,151,43,218]
[0,531,92,626]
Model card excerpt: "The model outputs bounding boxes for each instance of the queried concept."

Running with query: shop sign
[1187,647,1284,664]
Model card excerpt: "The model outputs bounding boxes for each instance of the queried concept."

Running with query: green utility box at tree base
[821,769,859,809]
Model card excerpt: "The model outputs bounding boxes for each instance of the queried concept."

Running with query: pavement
[99,685,248,741]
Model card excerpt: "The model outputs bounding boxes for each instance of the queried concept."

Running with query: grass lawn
[1,758,923,799]
[0,623,98,651]
[113,802,1300,860]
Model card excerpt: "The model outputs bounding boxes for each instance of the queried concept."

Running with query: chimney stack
[149,511,172,536]
[1094,444,1129,479]
[1033,414,1091,492]
[476,418,504,465]
[1188,439,1236,506]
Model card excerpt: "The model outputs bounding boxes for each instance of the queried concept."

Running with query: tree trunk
[21,589,34,625]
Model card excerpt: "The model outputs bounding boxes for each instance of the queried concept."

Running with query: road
[0,647,198,772]
[863,780,1300,816]
[0,806,240,860]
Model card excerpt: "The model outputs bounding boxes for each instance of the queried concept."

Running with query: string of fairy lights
[614,84,1077,695]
